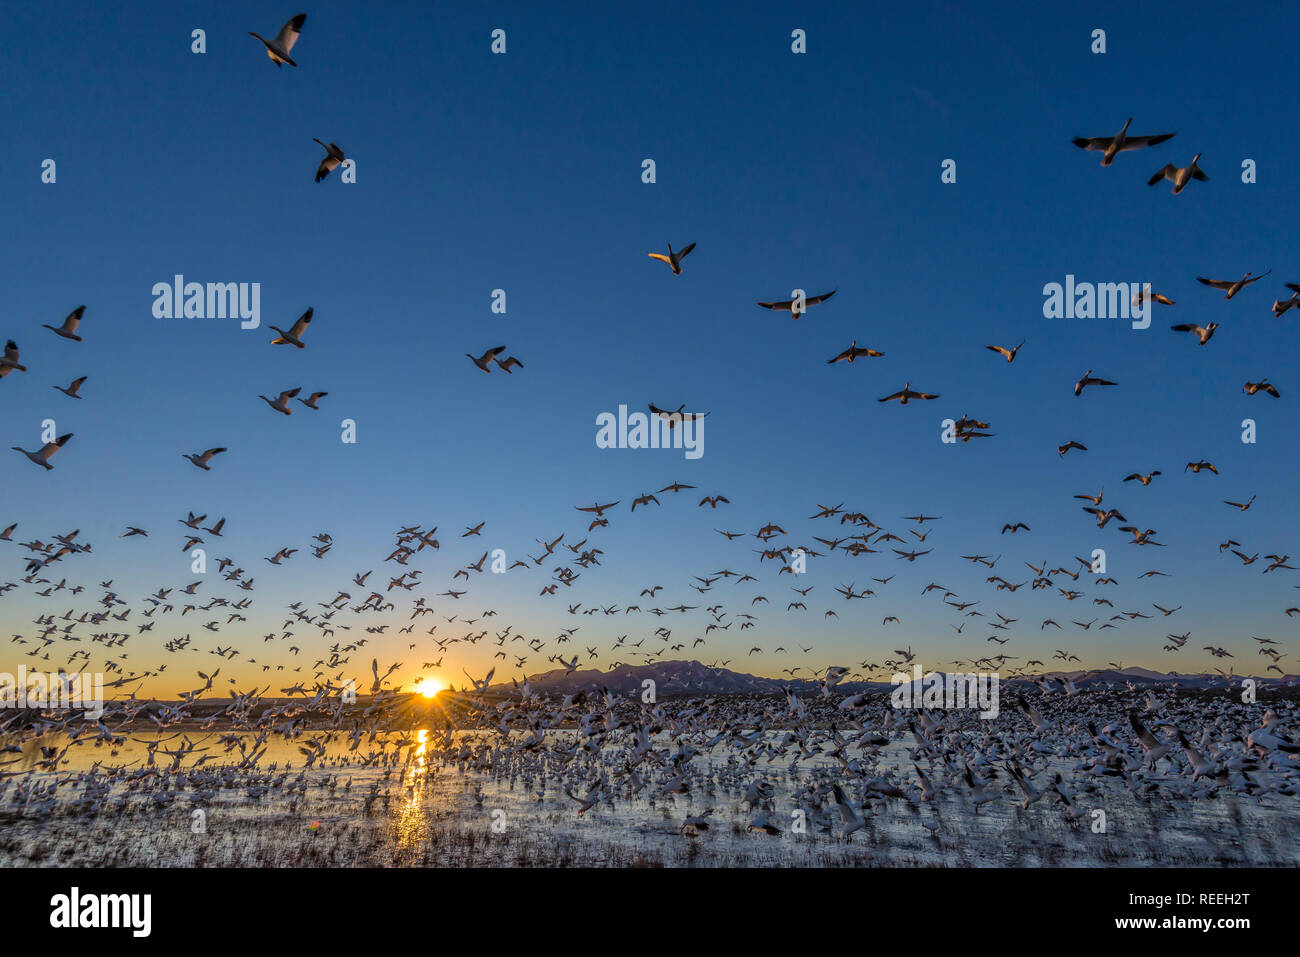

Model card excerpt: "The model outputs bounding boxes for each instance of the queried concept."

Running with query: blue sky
[2,0,1297,693]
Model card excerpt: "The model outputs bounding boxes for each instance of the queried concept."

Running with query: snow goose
[0,340,25,377]
[258,387,301,414]
[1170,321,1218,344]
[648,403,707,427]
[493,355,524,374]
[1073,117,1175,166]
[296,391,328,409]
[1074,369,1116,396]
[831,783,867,842]
[269,307,313,347]
[1147,153,1207,194]
[985,340,1023,363]
[42,305,85,342]
[1243,379,1279,398]
[466,346,506,372]
[756,288,836,319]
[1271,283,1300,316]
[12,433,72,470]
[249,13,306,67]
[878,382,939,404]
[827,340,884,364]
[312,140,347,182]
[647,242,696,275]
[1123,470,1161,485]
[1197,270,1270,300]
[52,376,87,399]
[183,448,228,471]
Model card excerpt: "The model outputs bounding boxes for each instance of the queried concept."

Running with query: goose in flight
[985,340,1024,363]
[493,355,524,374]
[183,448,228,471]
[296,391,329,409]
[52,376,87,399]
[1074,370,1116,396]
[1001,522,1029,534]
[258,387,301,414]
[756,289,836,319]
[1170,321,1218,344]
[42,305,85,342]
[1197,270,1270,300]
[648,403,707,427]
[878,383,939,404]
[312,140,347,182]
[1243,379,1279,398]
[1072,117,1175,166]
[249,13,306,67]
[1123,470,1161,485]
[1057,440,1087,456]
[269,307,313,347]
[1147,153,1207,194]
[647,242,696,275]
[827,340,884,364]
[12,433,72,470]
[1132,284,1175,308]
[1223,495,1256,511]
[0,341,26,377]
[1272,283,1300,316]
[1185,460,1218,475]
[466,346,506,372]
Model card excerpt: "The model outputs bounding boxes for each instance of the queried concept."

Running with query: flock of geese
[0,18,1296,863]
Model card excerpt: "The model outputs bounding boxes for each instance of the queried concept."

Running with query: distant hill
[486,659,1296,696]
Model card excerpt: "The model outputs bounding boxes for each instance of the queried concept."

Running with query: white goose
[647,242,696,275]
[1197,270,1270,300]
[12,433,72,470]
[756,288,836,319]
[312,140,347,182]
[1272,283,1300,316]
[295,391,329,409]
[269,308,313,347]
[467,346,506,372]
[183,448,228,471]
[831,783,867,842]
[1147,153,1207,194]
[53,376,87,399]
[43,305,85,342]
[1072,117,1175,166]
[258,387,301,414]
[249,13,306,67]
[0,340,25,377]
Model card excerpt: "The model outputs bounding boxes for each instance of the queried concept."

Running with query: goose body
[269,307,313,347]
[249,13,305,67]
[647,242,696,275]
[1073,117,1175,166]
[1147,153,1207,194]
[12,433,72,470]
[43,305,85,341]
[258,387,301,414]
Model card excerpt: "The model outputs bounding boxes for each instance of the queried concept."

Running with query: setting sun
[416,678,443,699]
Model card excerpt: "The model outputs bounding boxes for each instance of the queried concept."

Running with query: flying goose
[1185,460,1218,474]
[0,340,25,377]
[312,140,347,182]
[258,387,301,414]
[493,355,524,374]
[269,308,313,347]
[1170,321,1218,344]
[1132,284,1175,307]
[466,346,507,372]
[1072,117,1175,166]
[12,433,72,470]
[1197,270,1270,300]
[183,448,228,471]
[646,242,696,275]
[756,289,836,319]
[827,340,884,364]
[1074,370,1116,396]
[1271,283,1300,316]
[42,305,85,342]
[1123,470,1161,485]
[1243,379,1279,398]
[1057,440,1087,456]
[296,391,329,409]
[878,383,939,404]
[52,376,87,399]
[249,13,306,67]
[1147,153,1207,194]
[648,403,707,427]
[985,340,1024,363]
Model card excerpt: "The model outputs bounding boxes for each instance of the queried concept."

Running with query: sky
[2,0,1298,695]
